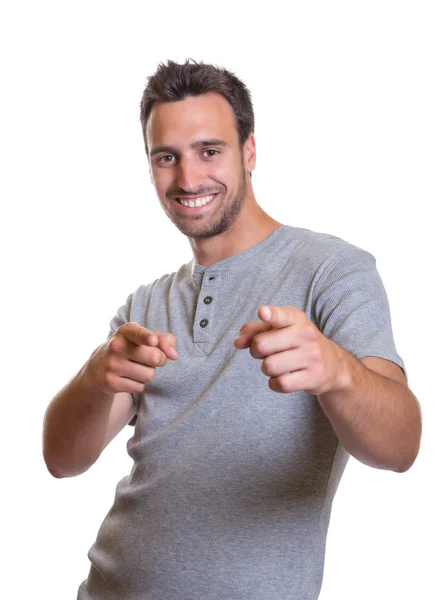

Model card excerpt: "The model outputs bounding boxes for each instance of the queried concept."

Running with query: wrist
[80,349,112,397]
[321,344,358,402]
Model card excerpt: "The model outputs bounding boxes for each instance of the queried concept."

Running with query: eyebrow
[150,139,229,157]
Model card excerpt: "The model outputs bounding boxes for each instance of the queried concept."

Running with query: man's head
[140,59,255,157]
[140,59,257,239]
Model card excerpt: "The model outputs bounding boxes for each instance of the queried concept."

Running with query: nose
[175,156,204,193]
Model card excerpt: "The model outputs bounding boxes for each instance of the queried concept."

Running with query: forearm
[318,350,421,472]
[43,362,115,478]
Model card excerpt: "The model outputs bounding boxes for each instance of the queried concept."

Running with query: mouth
[175,193,218,208]
[173,193,219,214]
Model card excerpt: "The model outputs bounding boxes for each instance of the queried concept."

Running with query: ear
[243,133,256,173]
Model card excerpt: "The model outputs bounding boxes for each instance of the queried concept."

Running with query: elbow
[43,450,71,479]
[45,460,68,479]
[393,449,420,474]
[394,412,422,473]
[392,439,421,473]
[393,460,415,474]
[43,426,99,479]
[44,457,92,479]
[43,449,67,478]
[43,447,95,479]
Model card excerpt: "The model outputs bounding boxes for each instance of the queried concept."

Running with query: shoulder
[127,260,193,310]
[279,225,376,270]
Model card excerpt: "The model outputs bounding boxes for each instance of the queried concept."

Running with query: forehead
[146,92,238,150]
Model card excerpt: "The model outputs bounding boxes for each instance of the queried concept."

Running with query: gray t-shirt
[78,225,404,600]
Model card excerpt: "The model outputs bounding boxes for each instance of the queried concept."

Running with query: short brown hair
[140,59,255,155]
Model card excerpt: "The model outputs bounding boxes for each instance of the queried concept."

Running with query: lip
[173,193,219,214]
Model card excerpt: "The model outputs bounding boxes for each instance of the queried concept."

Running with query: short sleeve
[313,246,406,378]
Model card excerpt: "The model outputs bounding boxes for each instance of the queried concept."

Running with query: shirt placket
[192,271,220,356]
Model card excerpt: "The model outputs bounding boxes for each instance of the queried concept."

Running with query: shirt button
[200,319,209,328]
[203,296,213,304]
[208,276,215,281]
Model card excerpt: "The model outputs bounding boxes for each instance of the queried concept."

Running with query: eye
[202,149,220,158]
[157,154,176,164]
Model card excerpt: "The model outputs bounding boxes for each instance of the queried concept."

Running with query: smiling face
[146,92,256,239]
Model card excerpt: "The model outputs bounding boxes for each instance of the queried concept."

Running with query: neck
[188,196,282,267]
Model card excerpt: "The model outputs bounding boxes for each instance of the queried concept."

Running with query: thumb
[259,305,273,322]
[156,333,179,360]
[258,305,299,329]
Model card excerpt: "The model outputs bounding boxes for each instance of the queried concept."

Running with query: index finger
[119,322,157,347]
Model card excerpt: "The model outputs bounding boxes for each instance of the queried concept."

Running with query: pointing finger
[120,322,155,346]
[119,323,177,360]
[258,305,304,329]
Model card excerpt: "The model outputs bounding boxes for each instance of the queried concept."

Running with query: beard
[164,162,247,240]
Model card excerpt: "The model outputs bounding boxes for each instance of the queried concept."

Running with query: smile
[176,194,217,208]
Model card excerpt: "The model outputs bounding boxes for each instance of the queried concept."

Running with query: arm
[43,323,178,478]
[43,372,136,479]
[317,352,421,472]
[306,244,421,471]
[235,306,421,473]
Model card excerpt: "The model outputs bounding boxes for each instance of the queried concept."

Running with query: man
[43,59,422,600]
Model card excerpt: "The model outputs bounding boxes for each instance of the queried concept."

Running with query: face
[146,92,256,239]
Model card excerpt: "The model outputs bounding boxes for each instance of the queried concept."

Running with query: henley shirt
[78,224,405,600]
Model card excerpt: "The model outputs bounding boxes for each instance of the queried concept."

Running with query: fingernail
[262,306,271,319]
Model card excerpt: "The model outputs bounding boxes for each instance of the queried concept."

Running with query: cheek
[151,170,170,194]
[209,160,237,187]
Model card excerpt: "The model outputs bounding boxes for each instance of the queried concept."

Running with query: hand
[234,305,348,395]
[86,322,178,395]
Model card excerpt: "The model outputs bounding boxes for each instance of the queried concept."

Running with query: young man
[43,59,422,600]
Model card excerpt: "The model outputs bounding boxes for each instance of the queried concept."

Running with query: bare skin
[43,323,177,477]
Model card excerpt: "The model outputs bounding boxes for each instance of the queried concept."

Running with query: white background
[1,1,439,598]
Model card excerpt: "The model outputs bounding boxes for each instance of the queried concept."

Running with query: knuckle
[106,355,119,372]
[119,322,133,338]
[134,381,145,393]
[151,349,163,366]
[254,335,266,355]
[304,323,318,341]
[308,345,321,362]
[262,356,275,376]
[109,337,123,354]
[249,344,259,359]
[103,372,116,390]
[145,367,156,382]
[126,322,143,343]
[277,375,291,393]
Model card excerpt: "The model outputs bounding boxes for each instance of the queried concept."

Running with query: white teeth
[178,194,216,207]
